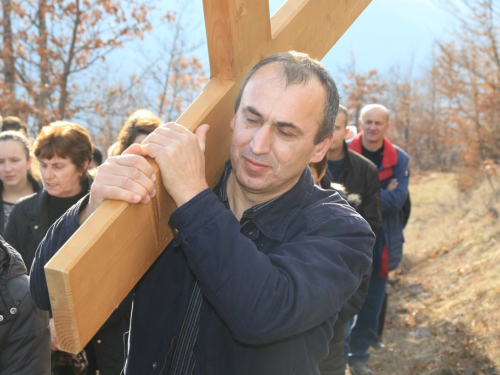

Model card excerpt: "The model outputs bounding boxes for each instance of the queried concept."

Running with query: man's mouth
[244,157,269,171]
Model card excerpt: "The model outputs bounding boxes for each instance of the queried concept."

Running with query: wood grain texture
[203,0,271,79]
[46,0,371,354]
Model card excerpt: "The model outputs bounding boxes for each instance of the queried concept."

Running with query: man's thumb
[195,124,210,153]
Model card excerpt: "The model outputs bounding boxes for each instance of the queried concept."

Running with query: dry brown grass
[355,172,500,375]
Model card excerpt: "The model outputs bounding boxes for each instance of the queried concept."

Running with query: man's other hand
[141,123,210,208]
[79,144,157,224]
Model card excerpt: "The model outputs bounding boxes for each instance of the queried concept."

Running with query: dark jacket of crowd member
[0,236,50,374]
[321,142,381,234]
[4,177,91,271]
[0,174,41,237]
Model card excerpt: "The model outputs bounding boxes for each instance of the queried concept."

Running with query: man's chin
[234,172,269,194]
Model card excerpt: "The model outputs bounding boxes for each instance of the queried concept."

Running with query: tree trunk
[58,0,81,119]
[1,0,16,110]
[36,0,50,129]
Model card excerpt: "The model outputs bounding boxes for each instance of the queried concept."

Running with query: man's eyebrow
[275,120,303,135]
[243,105,303,135]
[243,106,263,118]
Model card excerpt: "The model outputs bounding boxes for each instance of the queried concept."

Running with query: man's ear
[229,116,236,131]
[310,134,333,163]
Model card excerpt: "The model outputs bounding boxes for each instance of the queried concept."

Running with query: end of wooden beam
[45,158,175,353]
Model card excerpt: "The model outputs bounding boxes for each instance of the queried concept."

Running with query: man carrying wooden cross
[31,52,374,375]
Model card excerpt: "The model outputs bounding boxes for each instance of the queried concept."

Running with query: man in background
[322,104,381,233]
[347,104,410,375]
[319,104,381,375]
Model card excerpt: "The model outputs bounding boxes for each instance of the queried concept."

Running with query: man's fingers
[95,171,156,200]
[195,124,210,153]
[122,143,144,156]
[111,154,156,182]
[97,184,151,205]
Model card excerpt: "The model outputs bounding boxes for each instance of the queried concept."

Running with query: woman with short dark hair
[4,122,93,269]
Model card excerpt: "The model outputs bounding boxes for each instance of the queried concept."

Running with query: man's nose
[5,161,13,171]
[250,124,272,154]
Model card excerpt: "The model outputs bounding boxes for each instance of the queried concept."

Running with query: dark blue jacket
[30,167,374,375]
[379,144,410,270]
[349,135,410,271]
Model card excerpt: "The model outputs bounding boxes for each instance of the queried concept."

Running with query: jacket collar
[250,167,315,242]
[215,165,315,242]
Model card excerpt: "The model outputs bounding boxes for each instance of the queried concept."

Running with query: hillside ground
[351,172,500,375]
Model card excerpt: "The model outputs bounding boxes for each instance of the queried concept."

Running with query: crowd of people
[0,51,410,375]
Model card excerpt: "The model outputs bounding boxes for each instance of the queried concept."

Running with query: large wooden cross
[45,0,371,354]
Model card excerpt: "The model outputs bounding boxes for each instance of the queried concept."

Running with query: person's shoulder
[393,145,410,167]
[0,239,28,282]
[386,140,409,160]
[303,188,362,223]
[347,149,377,171]
[14,191,40,208]
[393,144,409,157]
[299,192,371,237]
[9,191,42,220]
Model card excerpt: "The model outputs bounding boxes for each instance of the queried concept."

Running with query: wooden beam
[203,0,271,79]
[45,0,371,354]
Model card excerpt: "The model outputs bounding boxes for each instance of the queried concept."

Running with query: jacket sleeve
[169,189,374,345]
[360,163,382,234]
[380,152,410,214]
[29,196,87,312]
[337,266,372,324]
[0,275,51,375]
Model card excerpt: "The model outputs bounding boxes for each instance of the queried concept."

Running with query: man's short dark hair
[234,51,340,144]
[1,116,28,136]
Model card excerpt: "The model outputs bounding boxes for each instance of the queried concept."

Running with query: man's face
[328,111,348,153]
[229,64,332,197]
[359,107,389,144]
